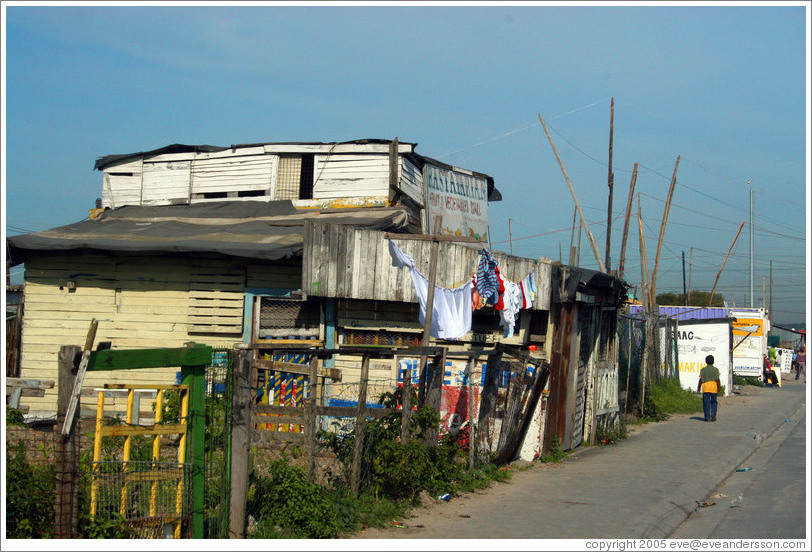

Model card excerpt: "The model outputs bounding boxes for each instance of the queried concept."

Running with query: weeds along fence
[228,344,549,538]
[618,312,679,417]
[6,343,547,539]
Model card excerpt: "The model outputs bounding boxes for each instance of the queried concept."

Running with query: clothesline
[387,240,537,340]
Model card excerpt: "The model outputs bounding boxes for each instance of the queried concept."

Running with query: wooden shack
[7,138,625,457]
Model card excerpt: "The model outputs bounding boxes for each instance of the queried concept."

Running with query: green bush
[319,388,470,503]
[643,378,702,421]
[5,440,56,538]
[733,374,765,387]
[246,457,341,538]
[539,436,568,462]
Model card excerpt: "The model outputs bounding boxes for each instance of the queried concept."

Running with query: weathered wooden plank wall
[302,220,552,311]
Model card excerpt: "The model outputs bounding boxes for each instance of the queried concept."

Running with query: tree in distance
[655,290,725,307]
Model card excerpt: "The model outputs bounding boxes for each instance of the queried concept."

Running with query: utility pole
[682,251,687,305]
[769,260,773,321]
[539,114,606,273]
[687,247,694,304]
[762,277,766,309]
[509,218,514,256]
[618,162,639,280]
[605,97,615,273]
[749,181,753,308]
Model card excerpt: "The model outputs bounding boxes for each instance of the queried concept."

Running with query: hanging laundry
[475,249,501,305]
[499,280,523,337]
[388,240,473,340]
[520,269,536,309]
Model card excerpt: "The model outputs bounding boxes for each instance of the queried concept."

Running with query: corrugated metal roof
[627,305,730,321]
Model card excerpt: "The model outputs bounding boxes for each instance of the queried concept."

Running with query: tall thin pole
[539,114,606,273]
[687,247,694,304]
[682,251,687,305]
[762,277,766,309]
[605,97,615,272]
[618,162,639,280]
[650,155,680,303]
[708,221,745,306]
[638,195,651,310]
[569,207,577,265]
[749,182,753,308]
[509,218,514,256]
[769,260,773,321]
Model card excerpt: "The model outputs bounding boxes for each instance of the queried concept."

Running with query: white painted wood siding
[312,154,390,199]
[141,160,192,204]
[399,157,424,206]
[102,159,143,209]
[191,154,277,197]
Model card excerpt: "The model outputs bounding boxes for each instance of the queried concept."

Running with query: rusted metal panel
[544,302,574,453]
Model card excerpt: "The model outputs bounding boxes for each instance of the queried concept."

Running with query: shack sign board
[424,164,489,242]
[731,316,766,377]
[669,320,732,396]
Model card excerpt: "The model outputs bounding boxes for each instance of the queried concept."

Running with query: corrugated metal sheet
[627,305,729,320]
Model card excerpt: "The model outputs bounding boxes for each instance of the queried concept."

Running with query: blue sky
[3,2,809,325]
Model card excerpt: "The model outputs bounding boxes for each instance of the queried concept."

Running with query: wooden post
[181,361,206,539]
[476,351,502,462]
[424,348,446,445]
[708,222,745,306]
[306,355,318,482]
[55,345,81,538]
[650,155,680,303]
[465,357,476,470]
[400,360,412,443]
[605,97,614,272]
[416,216,443,407]
[637,195,652,310]
[539,114,606,273]
[762,277,766,310]
[228,350,252,539]
[687,247,693,304]
[568,207,577,265]
[618,163,639,279]
[769,260,773,321]
[350,354,370,494]
[61,318,98,436]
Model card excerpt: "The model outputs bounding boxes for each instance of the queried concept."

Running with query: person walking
[795,346,806,382]
[697,355,721,422]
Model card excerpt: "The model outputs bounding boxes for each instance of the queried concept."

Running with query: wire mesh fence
[618,312,679,416]
[90,460,191,539]
[4,347,233,540]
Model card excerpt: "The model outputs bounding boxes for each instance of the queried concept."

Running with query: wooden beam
[61,319,98,437]
[229,350,252,539]
[254,358,341,380]
[55,345,81,538]
[605,97,615,272]
[88,345,213,371]
[384,232,483,244]
[650,155,680,303]
[618,162,639,280]
[708,221,745,306]
[539,114,606,273]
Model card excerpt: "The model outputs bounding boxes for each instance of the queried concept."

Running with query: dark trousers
[702,392,718,421]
